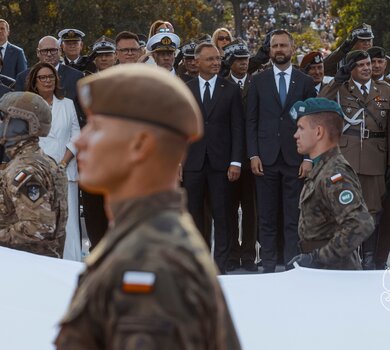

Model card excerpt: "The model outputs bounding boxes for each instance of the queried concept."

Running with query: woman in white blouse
[27,62,81,261]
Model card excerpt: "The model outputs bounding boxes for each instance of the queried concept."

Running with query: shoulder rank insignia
[330,173,344,183]
[122,271,156,294]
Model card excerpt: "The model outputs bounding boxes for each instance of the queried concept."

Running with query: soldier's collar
[308,147,340,179]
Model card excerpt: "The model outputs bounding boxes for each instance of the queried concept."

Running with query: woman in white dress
[27,62,81,261]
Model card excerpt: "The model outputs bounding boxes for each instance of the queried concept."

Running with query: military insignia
[346,107,352,113]
[314,55,321,63]
[68,30,75,38]
[122,271,156,294]
[330,173,344,183]
[14,170,29,184]
[298,106,305,112]
[161,36,172,45]
[289,106,298,121]
[381,110,387,117]
[339,190,354,205]
[26,184,41,202]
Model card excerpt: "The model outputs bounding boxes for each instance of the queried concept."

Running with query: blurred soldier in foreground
[320,50,390,269]
[288,98,374,270]
[0,92,67,258]
[55,64,241,350]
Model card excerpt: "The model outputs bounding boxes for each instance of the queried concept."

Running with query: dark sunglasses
[217,36,230,41]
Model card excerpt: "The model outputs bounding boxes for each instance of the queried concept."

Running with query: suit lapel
[3,44,14,62]
[283,68,297,110]
[268,68,281,107]
[190,77,207,117]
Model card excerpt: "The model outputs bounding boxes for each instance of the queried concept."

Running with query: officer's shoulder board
[121,271,156,294]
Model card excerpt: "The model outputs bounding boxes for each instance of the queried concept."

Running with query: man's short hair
[271,29,294,45]
[115,31,139,45]
[194,42,217,58]
[308,112,343,143]
[0,19,9,30]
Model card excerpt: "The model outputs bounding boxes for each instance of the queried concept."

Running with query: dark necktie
[238,80,243,89]
[278,72,287,106]
[203,81,212,112]
[0,47,3,60]
[361,84,368,98]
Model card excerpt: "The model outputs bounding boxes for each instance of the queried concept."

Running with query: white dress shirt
[273,64,292,94]
[198,74,218,101]
[352,79,372,95]
[231,73,247,87]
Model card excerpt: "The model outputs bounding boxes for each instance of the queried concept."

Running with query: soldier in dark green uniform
[55,64,241,350]
[287,98,374,270]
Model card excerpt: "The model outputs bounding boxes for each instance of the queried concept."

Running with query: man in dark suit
[224,40,257,272]
[246,29,316,273]
[0,19,27,79]
[183,42,244,273]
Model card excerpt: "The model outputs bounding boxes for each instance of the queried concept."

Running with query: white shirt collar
[231,73,247,86]
[353,79,371,94]
[273,64,292,77]
[66,56,80,64]
[198,74,218,100]
[0,41,8,51]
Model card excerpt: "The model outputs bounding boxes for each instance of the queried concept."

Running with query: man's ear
[126,131,156,165]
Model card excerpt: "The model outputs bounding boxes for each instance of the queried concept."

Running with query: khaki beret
[300,51,323,70]
[77,64,203,142]
[346,50,370,65]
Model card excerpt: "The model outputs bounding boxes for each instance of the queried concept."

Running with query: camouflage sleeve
[317,174,375,265]
[0,171,61,257]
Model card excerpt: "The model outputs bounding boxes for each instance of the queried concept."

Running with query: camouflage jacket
[0,140,68,258]
[299,147,374,270]
[55,190,241,350]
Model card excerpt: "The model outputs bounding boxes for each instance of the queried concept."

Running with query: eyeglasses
[117,48,140,54]
[158,28,171,33]
[38,48,59,56]
[37,74,56,82]
[217,36,231,41]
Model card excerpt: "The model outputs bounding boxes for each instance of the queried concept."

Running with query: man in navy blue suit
[183,42,244,273]
[0,19,27,79]
[246,29,316,273]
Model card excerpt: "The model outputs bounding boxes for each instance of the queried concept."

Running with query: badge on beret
[339,190,354,205]
[161,36,172,45]
[26,184,41,202]
[122,271,156,294]
[314,55,322,63]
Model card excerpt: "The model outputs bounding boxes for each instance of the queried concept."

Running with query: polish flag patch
[330,173,344,183]
[122,271,156,294]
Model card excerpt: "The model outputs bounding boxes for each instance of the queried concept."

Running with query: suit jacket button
[280,117,283,120]
[277,133,280,136]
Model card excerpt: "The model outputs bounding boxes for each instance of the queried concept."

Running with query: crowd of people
[0,14,389,275]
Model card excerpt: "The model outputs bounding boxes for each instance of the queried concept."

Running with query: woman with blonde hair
[212,27,233,54]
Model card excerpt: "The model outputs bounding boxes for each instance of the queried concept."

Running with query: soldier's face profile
[351,58,372,84]
[75,115,135,193]
[294,116,319,156]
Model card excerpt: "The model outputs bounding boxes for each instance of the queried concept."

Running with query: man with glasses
[115,31,142,64]
[15,36,83,105]
[146,32,180,74]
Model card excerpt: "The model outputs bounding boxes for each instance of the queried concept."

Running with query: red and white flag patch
[330,173,344,184]
[122,271,156,294]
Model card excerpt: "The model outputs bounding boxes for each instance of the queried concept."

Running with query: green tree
[0,0,213,64]
[330,0,390,49]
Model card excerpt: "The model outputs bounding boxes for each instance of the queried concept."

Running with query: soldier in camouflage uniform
[0,91,68,258]
[287,98,374,270]
[55,64,241,350]
[320,50,390,269]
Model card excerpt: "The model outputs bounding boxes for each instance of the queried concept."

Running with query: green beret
[367,46,386,59]
[289,98,343,124]
[346,50,369,65]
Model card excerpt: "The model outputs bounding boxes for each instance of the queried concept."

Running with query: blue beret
[289,98,343,123]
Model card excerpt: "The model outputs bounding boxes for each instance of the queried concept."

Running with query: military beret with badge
[300,51,323,73]
[334,50,369,83]
[289,97,343,124]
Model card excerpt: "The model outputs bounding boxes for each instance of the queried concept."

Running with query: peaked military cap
[367,46,386,59]
[181,34,211,58]
[351,23,374,40]
[223,39,250,59]
[146,32,180,52]
[77,64,202,142]
[290,97,343,124]
[91,36,116,54]
[346,50,370,65]
[300,51,323,70]
[58,28,85,41]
